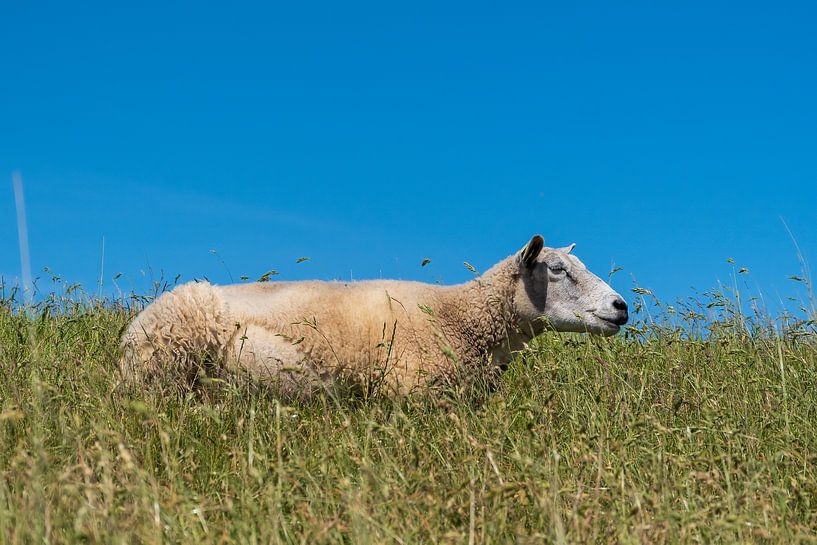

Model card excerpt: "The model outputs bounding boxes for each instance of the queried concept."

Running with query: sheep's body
[120,257,527,397]
[120,236,629,398]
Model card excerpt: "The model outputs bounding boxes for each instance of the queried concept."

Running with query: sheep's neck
[442,257,528,363]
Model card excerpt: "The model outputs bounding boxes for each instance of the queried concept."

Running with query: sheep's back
[217,280,450,390]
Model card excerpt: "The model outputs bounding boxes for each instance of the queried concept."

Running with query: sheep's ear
[519,235,544,268]
[561,243,576,254]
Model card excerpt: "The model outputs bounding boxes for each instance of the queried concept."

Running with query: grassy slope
[0,287,815,544]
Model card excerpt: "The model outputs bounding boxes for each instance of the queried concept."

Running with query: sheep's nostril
[612,297,628,312]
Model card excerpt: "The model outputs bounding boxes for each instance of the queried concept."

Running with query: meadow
[0,274,815,544]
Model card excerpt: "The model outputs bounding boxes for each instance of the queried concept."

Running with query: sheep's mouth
[592,314,622,333]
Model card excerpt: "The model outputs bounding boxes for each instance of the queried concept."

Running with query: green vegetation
[0,278,815,544]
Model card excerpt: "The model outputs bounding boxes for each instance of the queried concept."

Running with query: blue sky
[1,1,815,310]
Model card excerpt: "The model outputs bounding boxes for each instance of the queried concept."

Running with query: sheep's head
[513,235,628,336]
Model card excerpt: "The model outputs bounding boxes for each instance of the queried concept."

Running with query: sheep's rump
[119,281,235,384]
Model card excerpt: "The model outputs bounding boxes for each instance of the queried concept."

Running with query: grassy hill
[0,282,815,544]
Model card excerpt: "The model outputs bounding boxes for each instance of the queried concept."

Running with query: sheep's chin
[539,314,620,336]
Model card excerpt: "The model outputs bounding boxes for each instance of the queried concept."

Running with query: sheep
[119,235,628,398]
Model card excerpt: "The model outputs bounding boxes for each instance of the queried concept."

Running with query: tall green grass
[0,275,815,544]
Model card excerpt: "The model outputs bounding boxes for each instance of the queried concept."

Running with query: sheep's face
[514,235,628,336]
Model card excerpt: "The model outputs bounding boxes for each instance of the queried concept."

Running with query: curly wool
[119,281,236,384]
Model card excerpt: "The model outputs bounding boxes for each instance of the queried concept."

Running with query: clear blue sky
[1,1,815,310]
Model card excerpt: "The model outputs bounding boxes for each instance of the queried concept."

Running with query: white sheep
[119,235,628,397]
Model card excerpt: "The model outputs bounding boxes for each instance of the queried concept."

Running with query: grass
[0,277,815,544]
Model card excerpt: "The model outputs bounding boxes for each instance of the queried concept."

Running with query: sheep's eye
[548,265,566,274]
